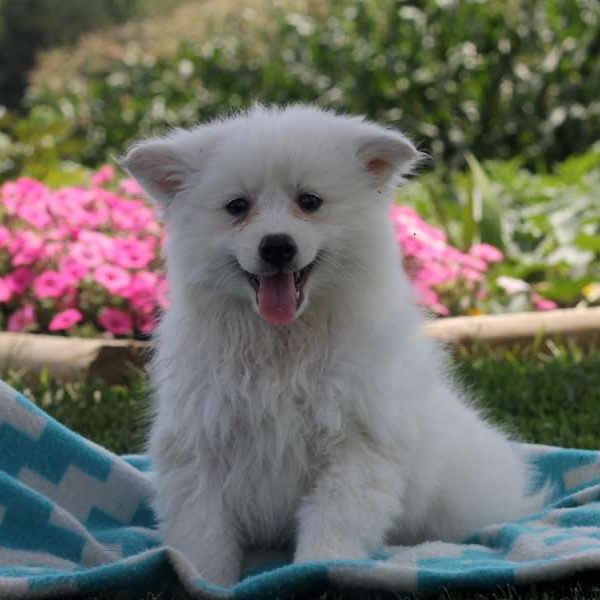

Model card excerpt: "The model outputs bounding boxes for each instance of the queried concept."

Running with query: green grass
[8,340,599,456]
[4,365,150,455]
[3,340,600,600]
[453,339,600,450]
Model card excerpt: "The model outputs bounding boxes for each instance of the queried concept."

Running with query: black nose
[259,234,298,268]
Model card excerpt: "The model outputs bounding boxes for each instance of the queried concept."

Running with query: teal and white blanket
[0,379,599,598]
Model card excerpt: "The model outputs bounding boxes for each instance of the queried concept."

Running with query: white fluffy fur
[122,105,543,586]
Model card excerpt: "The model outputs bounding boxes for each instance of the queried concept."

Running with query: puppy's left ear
[357,128,423,189]
[119,135,197,207]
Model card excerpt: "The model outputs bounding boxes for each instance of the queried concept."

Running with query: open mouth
[244,261,315,326]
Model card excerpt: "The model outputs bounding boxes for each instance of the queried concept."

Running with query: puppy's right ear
[119,137,195,207]
[357,128,423,189]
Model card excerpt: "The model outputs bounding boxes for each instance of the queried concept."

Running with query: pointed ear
[119,137,195,206]
[357,129,422,189]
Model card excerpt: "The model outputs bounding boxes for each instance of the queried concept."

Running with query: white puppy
[122,105,543,586]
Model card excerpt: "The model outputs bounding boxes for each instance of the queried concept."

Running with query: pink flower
[413,281,440,306]
[91,165,115,187]
[98,308,133,335]
[390,204,419,225]
[469,243,504,263]
[63,207,89,229]
[415,265,456,286]
[111,203,155,232]
[400,236,423,257]
[431,303,450,316]
[109,195,157,226]
[45,228,69,241]
[130,270,159,289]
[120,178,144,196]
[459,253,487,272]
[6,268,33,294]
[0,226,10,248]
[0,171,169,334]
[129,290,156,312]
[83,206,110,228]
[59,256,89,284]
[49,309,82,331]
[45,241,63,259]
[126,272,159,311]
[156,278,169,309]
[1,181,20,214]
[33,271,68,299]
[461,267,485,282]
[110,237,154,269]
[2,178,48,215]
[532,293,558,311]
[0,277,12,302]
[136,311,157,336]
[58,286,78,309]
[77,231,114,254]
[9,231,44,266]
[69,241,105,268]
[7,304,35,332]
[94,265,131,295]
[441,246,468,265]
[48,188,88,222]
[389,204,495,316]
[17,203,52,229]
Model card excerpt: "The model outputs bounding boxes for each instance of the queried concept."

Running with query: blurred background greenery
[0,0,150,109]
[1,0,600,179]
[0,0,598,311]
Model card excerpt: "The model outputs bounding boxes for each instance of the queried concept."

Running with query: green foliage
[0,0,151,110]
[3,0,600,179]
[399,143,600,310]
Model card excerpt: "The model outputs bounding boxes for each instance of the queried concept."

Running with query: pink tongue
[257,273,297,325]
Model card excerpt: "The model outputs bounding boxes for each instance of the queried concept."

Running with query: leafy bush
[399,143,600,312]
[3,0,600,180]
[0,0,155,110]
[392,205,507,316]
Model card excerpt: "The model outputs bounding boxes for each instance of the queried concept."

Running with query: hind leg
[422,428,536,542]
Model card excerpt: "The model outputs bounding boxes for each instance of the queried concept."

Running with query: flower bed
[0,167,167,338]
[0,167,567,338]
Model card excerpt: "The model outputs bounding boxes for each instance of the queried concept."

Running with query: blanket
[0,378,599,598]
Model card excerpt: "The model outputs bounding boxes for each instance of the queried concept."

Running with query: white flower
[496,276,530,295]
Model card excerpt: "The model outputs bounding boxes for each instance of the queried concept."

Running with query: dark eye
[225,197,250,217]
[297,192,323,213]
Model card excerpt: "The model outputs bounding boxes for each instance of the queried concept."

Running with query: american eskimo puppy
[122,105,543,586]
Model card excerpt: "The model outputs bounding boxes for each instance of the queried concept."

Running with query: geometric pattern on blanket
[0,378,599,598]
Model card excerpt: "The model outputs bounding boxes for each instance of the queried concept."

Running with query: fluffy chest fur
[150,300,351,546]
[221,384,324,547]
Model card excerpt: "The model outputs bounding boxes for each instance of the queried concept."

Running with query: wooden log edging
[0,307,598,382]
[424,306,600,348]
[0,333,148,383]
